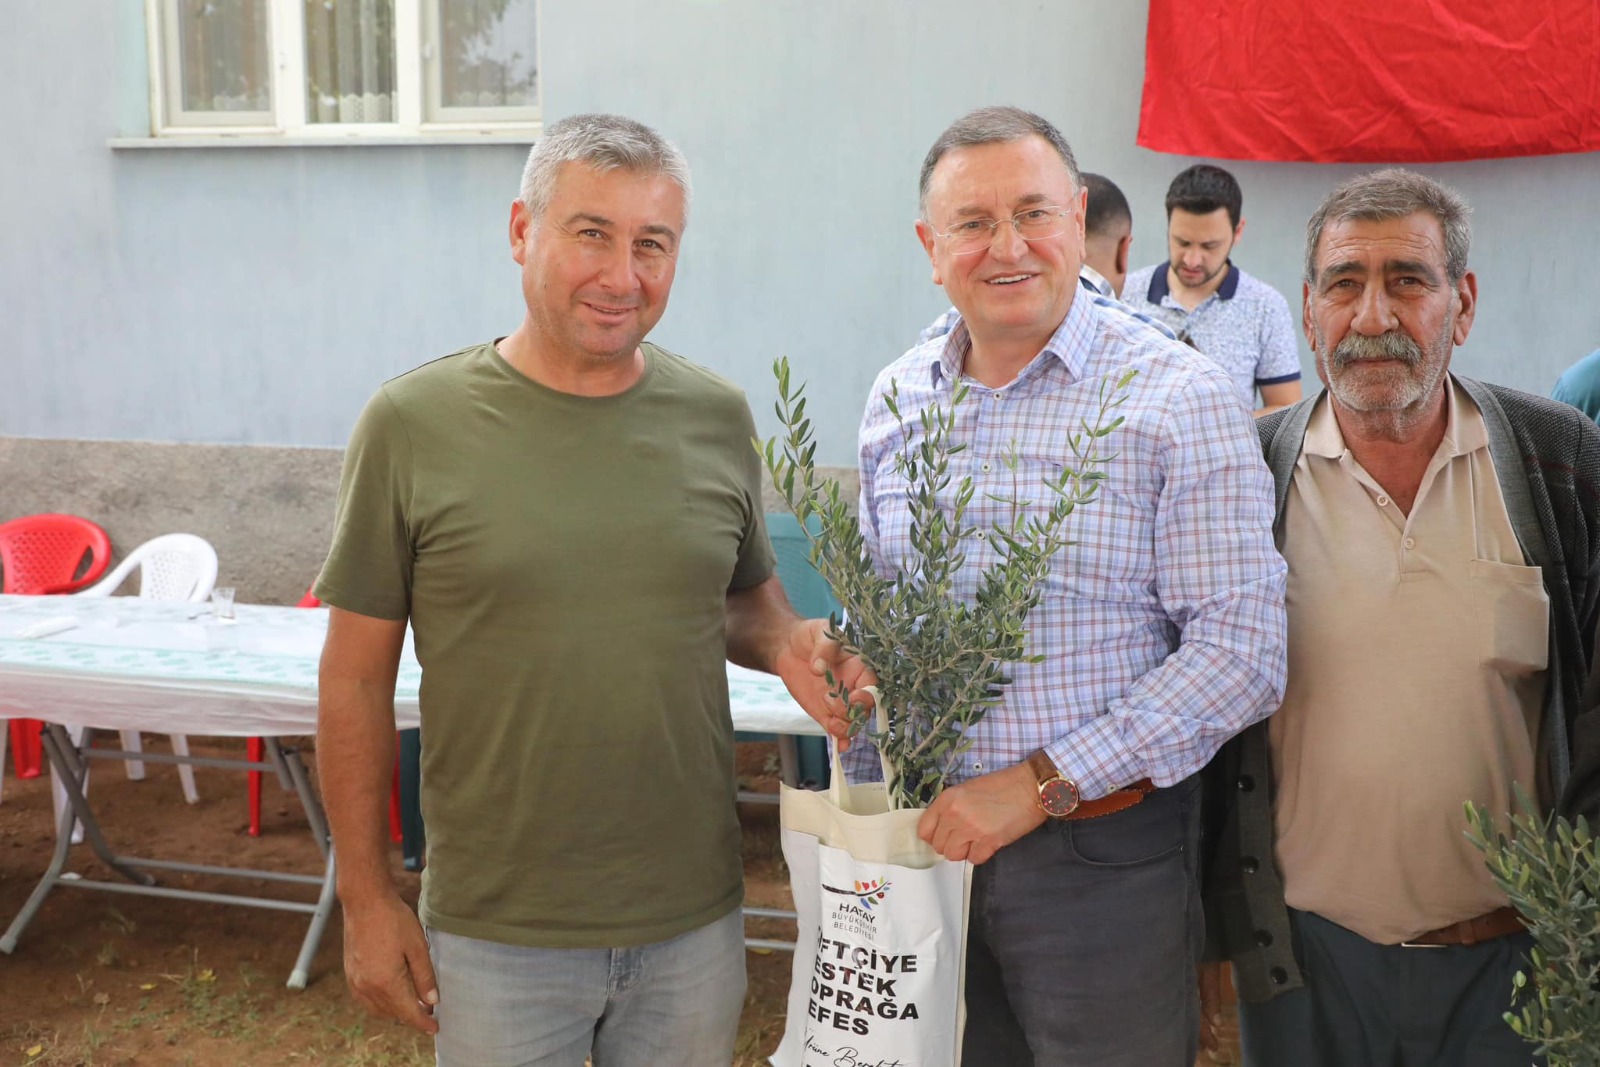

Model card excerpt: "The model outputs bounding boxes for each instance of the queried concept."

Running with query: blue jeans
[427,909,747,1067]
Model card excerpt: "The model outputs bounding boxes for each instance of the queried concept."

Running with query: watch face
[1040,778,1080,818]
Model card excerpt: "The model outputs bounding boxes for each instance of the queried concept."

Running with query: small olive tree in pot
[758,357,1133,810]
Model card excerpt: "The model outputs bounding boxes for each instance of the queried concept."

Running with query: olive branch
[758,356,1133,809]
[1467,791,1600,1066]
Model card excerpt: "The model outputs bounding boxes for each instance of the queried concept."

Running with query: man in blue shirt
[1123,165,1303,416]
[859,105,1287,1067]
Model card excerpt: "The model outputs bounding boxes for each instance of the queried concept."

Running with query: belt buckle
[1399,937,1447,949]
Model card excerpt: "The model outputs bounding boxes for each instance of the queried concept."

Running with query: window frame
[421,0,539,126]
[146,0,541,140]
[156,0,277,128]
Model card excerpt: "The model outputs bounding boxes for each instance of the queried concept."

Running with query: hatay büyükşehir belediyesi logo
[822,878,891,909]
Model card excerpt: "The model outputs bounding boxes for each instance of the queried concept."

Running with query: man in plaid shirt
[852,106,1288,1066]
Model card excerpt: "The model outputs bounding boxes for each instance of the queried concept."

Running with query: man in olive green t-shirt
[315,114,870,1067]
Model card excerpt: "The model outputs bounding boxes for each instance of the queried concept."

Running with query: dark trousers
[1238,908,1543,1067]
[960,775,1203,1067]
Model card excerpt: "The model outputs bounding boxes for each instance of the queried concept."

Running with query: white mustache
[1330,331,1421,368]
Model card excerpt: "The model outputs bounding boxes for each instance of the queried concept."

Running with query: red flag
[1138,0,1600,164]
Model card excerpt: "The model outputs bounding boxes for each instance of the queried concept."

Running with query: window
[147,0,539,139]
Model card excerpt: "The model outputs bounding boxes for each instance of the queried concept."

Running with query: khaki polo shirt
[1270,380,1548,944]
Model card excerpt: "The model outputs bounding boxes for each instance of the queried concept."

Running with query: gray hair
[518,113,692,225]
[1304,168,1472,284]
[918,106,1082,218]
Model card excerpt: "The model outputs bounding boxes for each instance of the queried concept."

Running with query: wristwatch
[1026,750,1081,818]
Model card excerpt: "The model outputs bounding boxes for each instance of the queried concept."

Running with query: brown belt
[1066,778,1157,821]
[1401,906,1526,947]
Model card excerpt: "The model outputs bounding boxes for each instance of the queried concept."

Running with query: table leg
[0,723,154,955]
[288,846,338,991]
[740,903,798,954]
[279,743,330,863]
[3,725,346,988]
[0,764,79,954]
[42,725,154,886]
[269,743,338,988]
[777,733,800,788]
[264,737,296,791]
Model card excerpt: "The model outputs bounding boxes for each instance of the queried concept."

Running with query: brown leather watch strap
[1064,778,1156,821]
[1025,750,1062,787]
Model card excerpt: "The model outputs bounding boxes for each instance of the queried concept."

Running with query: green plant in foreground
[759,356,1132,809]
[1466,789,1600,1067]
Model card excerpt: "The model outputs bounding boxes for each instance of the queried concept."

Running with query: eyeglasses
[930,207,1074,256]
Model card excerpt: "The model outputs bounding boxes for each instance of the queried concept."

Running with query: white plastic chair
[72,534,219,806]
[82,534,219,603]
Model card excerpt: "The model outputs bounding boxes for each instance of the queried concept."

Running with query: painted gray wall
[547,0,1600,458]
[3,1,1599,470]
[3,4,530,450]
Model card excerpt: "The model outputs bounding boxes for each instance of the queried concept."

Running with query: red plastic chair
[0,513,112,596]
[0,514,113,781]
[248,589,402,845]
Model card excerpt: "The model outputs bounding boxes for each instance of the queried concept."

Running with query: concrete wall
[0,437,854,603]
[2,2,1598,595]
[0,438,344,605]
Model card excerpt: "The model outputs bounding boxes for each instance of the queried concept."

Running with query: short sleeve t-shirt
[316,341,775,948]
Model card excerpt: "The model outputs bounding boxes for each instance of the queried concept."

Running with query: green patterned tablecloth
[0,595,815,737]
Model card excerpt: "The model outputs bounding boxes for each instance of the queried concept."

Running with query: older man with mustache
[1198,169,1600,1066]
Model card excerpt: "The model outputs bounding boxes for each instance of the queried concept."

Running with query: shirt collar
[1302,392,1345,458]
[1147,261,1241,304]
[1217,263,1241,300]
[1079,264,1113,298]
[1303,375,1487,460]
[1442,374,1487,456]
[931,289,1096,389]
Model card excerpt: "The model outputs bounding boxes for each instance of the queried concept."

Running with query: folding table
[0,594,819,985]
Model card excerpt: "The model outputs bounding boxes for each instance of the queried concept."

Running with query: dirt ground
[0,738,1237,1067]
[0,738,798,1067]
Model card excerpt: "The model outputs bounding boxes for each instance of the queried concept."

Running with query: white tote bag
[771,720,972,1067]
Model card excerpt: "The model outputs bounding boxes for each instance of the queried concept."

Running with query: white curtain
[304,0,396,124]
[176,0,272,114]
